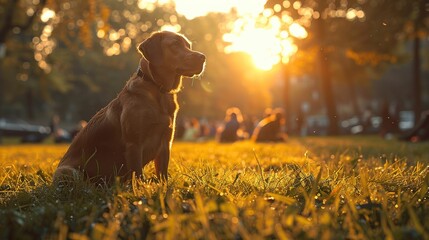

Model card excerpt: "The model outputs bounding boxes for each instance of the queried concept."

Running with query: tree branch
[0,0,18,43]
[13,0,48,31]
[0,0,48,43]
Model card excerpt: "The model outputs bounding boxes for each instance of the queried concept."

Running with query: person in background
[252,108,287,142]
[49,114,71,143]
[217,107,245,143]
[198,118,210,141]
[49,114,60,137]
[70,120,88,139]
[182,118,200,141]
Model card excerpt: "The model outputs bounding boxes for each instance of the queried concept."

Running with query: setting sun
[222,15,302,70]
[171,0,305,71]
[224,27,282,71]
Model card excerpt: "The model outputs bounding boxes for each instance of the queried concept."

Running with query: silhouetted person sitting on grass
[252,108,287,142]
[218,107,244,143]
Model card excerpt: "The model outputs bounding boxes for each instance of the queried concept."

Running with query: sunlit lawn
[0,136,428,239]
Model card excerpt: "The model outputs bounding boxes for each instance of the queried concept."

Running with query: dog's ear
[138,32,163,66]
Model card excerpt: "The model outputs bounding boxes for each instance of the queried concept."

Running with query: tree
[264,0,427,134]
[0,0,47,51]
[0,0,111,118]
[410,0,428,123]
[0,0,179,120]
[264,0,354,135]
[0,0,47,117]
[313,0,338,135]
[340,0,428,123]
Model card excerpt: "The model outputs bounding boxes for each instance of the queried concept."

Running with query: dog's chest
[159,94,177,116]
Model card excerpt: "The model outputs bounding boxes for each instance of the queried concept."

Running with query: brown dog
[53,31,206,184]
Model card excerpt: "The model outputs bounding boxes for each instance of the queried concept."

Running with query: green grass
[0,136,428,239]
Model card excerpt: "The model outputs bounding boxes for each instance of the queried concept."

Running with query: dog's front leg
[155,148,169,181]
[155,143,170,181]
[125,143,143,178]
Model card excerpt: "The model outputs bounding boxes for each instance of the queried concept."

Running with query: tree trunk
[315,1,339,135]
[282,64,291,134]
[412,32,421,124]
[0,0,47,117]
[0,0,15,117]
[26,89,35,120]
[318,47,338,135]
[0,56,4,117]
[348,77,361,117]
[412,0,425,124]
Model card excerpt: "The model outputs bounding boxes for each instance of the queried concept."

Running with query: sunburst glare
[223,16,303,70]
[170,0,305,71]
[174,0,305,71]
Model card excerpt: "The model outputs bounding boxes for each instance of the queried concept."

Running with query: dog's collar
[136,67,169,94]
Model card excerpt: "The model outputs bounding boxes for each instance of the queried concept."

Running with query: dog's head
[138,31,206,77]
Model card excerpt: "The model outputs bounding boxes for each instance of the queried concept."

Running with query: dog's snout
[194,52,206,62]
[198,53,206,62]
